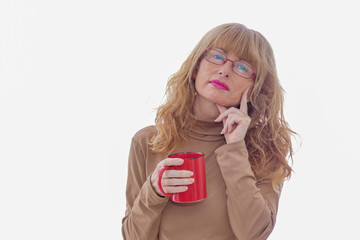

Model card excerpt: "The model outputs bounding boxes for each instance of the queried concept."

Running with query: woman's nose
[218,60,233,78]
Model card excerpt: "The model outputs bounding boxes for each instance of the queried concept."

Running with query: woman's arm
[121,138,169,240]
[215,140,281,240]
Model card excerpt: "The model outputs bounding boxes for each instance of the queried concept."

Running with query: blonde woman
[122,23,295,240]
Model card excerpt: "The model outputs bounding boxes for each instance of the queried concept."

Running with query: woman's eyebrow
[215,47,251,63]
[218,48,226,53]
[212,47,226,54]
[219,48,244,61]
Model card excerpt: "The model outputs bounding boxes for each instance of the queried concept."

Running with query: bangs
[209,25,259,70]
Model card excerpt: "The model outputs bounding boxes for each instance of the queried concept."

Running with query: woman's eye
[237,65,248,72]
[213,54,223,61]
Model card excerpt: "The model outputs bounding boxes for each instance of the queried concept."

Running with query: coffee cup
[157,152,207,203]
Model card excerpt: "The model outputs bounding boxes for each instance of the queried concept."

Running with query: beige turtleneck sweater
[122,120,282,240]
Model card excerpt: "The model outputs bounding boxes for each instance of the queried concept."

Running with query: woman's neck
[193,95,220,121]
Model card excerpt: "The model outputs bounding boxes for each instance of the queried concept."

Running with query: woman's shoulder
[132,125,157,144]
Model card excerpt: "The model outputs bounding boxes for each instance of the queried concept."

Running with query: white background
[1,0,359,239]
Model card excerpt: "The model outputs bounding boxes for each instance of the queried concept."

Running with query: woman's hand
[151,158,194,197]
[215,87,251,144]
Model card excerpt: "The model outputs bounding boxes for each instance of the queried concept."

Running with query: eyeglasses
[203,49,256,80]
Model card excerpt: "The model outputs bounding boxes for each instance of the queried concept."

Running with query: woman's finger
[216,104,227,114]
[159,157,184,168]
[215,104,229,122]
[163,186,188,194]
[215,111,230,122]
[162,177,194,186]
[163,170,193,178]
[216,106,246,122]
[239,87,250,113]
[220,119,228,134]
[224,115,237,133]
[151,157,187,196]
[224,113,250,133]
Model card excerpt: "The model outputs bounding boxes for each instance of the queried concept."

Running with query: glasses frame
[203,48,256,80]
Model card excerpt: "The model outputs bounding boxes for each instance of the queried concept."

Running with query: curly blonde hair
[150,23,296,190]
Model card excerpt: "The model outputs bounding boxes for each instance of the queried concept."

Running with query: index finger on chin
[240,87,250,113]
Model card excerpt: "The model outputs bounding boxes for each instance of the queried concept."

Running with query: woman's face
[194,48,255,107]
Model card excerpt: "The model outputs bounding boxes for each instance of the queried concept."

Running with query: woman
[122,23,295,240]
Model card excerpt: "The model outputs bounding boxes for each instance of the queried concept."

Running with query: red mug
[157,152,207,203]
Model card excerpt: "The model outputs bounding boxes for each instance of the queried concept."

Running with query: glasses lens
[205,49,226,64]
[233,61,253,78]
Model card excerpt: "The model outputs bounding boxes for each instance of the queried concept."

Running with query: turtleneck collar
[186,117,225,142]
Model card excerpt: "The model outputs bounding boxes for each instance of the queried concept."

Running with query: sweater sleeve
[121,137,169,240]
[215,140,282,240]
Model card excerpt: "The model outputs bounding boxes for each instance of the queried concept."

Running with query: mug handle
[157,166,172,197]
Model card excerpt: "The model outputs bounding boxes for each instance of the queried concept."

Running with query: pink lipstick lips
[209,80,229,91]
